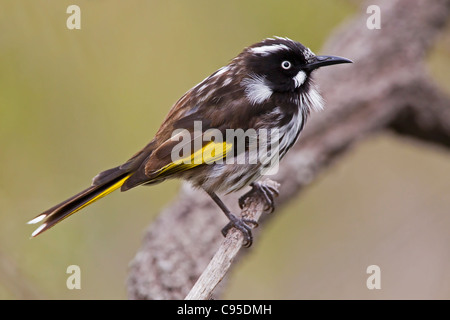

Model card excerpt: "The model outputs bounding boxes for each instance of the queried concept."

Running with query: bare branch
[185,180,279,300]
[389,78,450,149]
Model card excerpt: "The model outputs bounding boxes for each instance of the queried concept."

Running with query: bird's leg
[206,190,257,247]
[238,181,279,213]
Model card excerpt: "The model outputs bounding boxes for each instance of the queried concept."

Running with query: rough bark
[127,0,450,300]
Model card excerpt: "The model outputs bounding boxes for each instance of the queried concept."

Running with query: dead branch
[184,180,279,300]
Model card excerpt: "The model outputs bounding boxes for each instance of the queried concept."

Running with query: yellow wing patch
[155,141,232,177]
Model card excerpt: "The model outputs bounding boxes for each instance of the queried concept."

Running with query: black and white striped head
[238,37,352,106]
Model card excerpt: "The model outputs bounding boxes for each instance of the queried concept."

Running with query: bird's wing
[120,78,276,190]
[120,108,235,190]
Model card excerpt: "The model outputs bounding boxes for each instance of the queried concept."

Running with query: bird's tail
[28,172,132,237]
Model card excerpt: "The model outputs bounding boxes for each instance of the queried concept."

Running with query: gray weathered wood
[185,180,279,300]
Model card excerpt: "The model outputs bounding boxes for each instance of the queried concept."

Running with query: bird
[28,37,352,247]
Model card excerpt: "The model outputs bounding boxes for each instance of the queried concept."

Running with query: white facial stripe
[250,44,289,56]
[241,75,273,105]
[293,70,306,88]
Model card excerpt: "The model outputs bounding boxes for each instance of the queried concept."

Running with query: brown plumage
[29,37,352,245]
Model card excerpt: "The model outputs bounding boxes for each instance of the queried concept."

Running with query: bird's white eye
[281,61,292,70]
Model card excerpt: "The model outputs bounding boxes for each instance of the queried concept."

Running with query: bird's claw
[238,181,279,213]
[221,215,258,248]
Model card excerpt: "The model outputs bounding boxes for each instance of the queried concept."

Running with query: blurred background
[0,0,449,299]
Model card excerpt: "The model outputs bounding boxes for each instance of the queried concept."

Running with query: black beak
[305,55,353,71]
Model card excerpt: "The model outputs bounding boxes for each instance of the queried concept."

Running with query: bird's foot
[221,214,258,248]
[238,181,279,213]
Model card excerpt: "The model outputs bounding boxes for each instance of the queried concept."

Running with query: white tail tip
[27,214,46,225]
[31,224,47,237]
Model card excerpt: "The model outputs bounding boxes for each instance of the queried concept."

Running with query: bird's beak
[305,55,353,71]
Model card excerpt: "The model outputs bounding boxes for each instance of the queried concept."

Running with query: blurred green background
[1,1,449,299]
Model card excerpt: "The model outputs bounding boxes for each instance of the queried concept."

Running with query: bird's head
[237,37,352,104]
